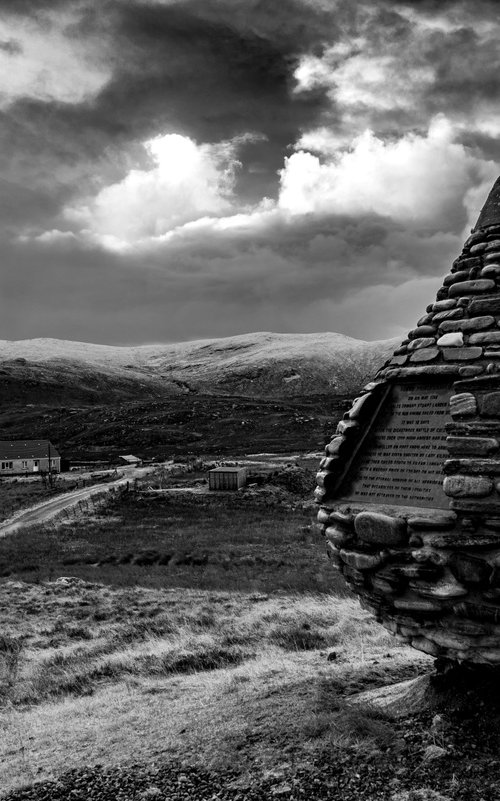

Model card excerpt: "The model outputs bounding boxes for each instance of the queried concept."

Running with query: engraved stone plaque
[338,382,452,509]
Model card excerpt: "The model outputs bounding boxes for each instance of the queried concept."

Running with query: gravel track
[0,466,158,537]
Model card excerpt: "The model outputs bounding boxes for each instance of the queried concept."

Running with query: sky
[1,0,500,344]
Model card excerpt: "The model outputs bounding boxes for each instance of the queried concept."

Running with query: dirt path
[0,465,159,537]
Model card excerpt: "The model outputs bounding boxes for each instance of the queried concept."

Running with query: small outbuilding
[208,466,247,491]
[0,440,61,475]
[118,455,142,466]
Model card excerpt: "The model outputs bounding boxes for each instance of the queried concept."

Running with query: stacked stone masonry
[316,190,500,665]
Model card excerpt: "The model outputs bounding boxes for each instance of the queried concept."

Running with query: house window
[1,462,13,470]
[22,460,28,469]
[50,459,57,468]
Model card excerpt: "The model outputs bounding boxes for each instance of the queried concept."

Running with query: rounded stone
[336,419,360,436]
[408,325,436,338]
[448,553,493,586]
[448,279,495,297]
[339,550,384,571]
[437,332,464,347]
[325,436,347,457]
[439,316,494,334]
[432,299,457,311]
[326,526,354,549]
[409,348,439,363]
[443,475,494,498]
[458,366,485,377]
[469,331,500,345]
[354,512,407,546]
[410,576,468,599]
[330,510,355,527]
[348,393,372,420]
[481,265,500,279]
[449,392,477,417]
[407,337,437,351]
[484,239,500,251]
[407,512,457,530]
[443,270,469,285]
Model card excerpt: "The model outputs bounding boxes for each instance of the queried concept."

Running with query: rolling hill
[0,332,399,458]
[0,332,398,405]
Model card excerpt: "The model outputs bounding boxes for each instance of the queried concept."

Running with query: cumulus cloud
[279,116,497,229]
[69,133,251,244]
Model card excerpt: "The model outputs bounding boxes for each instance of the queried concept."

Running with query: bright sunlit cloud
[68,134,247,244]
[278,116,497,228]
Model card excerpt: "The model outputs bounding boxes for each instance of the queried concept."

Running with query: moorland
[0,333,499,800]
[1,467,499,800]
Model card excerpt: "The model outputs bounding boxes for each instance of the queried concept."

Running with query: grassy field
[0,579,430,794]
[0,487,340,592]
[5,478,468,798]
[0,479,69,524]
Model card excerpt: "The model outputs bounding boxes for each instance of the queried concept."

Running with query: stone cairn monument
[315,177,500,665]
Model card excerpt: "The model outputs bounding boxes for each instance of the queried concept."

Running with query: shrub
[269,467,315,495]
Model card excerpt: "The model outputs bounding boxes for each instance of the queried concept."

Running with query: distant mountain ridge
[0,332,400,404]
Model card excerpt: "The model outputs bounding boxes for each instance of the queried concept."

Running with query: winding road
[0,465,162,537]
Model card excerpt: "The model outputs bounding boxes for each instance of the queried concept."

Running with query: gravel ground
[3,709,500,801]
[4,668,500,801]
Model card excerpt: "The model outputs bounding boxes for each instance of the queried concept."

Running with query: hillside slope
[0,332,399,404]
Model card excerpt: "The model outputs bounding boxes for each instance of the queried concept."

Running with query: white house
[0,440,61,475]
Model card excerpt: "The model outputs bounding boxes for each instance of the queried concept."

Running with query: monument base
[348,661,500,718]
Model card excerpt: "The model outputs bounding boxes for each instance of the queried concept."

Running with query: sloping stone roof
[373,180,500,383]
[0,440,60,459]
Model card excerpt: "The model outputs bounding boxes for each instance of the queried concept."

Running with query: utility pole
[48,440,53,488]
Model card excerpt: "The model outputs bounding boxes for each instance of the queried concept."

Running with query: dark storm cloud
[0,0,70,13]
[3,0,499,231]
[82,0,335,200]
[2,0,500,343]
[0,207,461,343]
[298,0,500,157]
[0,0,335,232]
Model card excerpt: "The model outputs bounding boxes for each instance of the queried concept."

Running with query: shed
[118,455,142,466]
[0,440,61,475]
[208,467,247,491]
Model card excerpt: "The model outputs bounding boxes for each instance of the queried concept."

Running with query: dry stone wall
[316,187,500,665]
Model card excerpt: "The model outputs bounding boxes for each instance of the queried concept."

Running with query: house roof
[209,467,246,473]
[0,440,60,459]
[118,454,141,463]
